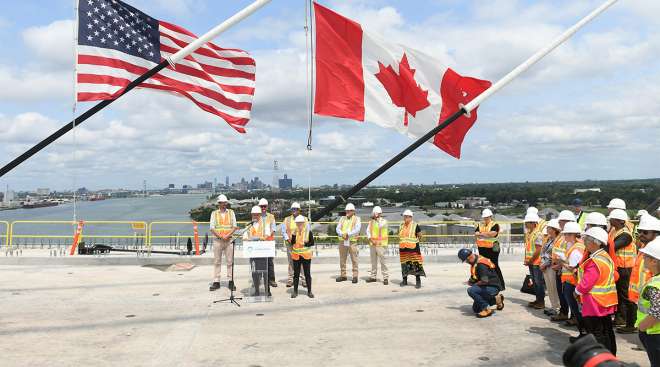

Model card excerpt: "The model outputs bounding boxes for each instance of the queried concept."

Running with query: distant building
[36,188,50,196]
[573,188,601,194]
[3,189,15,204]
[182,185,192,190]
[168,184,175,189]
[225,176,230,187]
[278,174,293,190]
[197,181,212,190]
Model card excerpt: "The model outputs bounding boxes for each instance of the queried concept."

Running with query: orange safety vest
[560,240,585,285]
[399,221,419,249]
[260,213,276,241]
[476,221,499,248]
[629,240,654,303]
[213,209,235,236]
[246,221,266,240]
[608,226,636,268]
[577,250,618,308]
[524,222,545,266]
[284,215,308,243]
[470,256,496,281]
[291,227,312,260]
[551,236,566,262]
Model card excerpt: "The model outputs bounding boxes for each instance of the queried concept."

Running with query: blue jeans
[556,273,568,314]
[529,265,545,304]
[563,282,584,332]
[467,285,499,313]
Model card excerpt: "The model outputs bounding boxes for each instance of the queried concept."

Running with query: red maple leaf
[374,53,430,126]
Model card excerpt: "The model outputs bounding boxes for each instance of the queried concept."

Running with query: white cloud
[22,20,75,69]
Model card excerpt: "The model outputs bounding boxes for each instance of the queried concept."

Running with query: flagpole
[311,0,619,221]
[0,0,272,179]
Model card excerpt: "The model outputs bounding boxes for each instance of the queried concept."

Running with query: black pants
[616,267,635,327]
[478,246,505,290]
[556,273,568,315]
[583,315,617,355]
[293,258,312,293]
[268,257,275,282]
[640,332,660,367]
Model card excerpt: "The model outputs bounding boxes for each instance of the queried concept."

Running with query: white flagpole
[464,0,618,113]
[166,0,272,66]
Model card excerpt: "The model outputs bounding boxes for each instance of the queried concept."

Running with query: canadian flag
[313,2,491,158]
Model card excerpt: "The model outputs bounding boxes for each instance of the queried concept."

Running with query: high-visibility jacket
[399,221,419,249]
[636,275,660,334]
[576,211,587,230]
[525,222,545,266]
[284,214,308,243]
[629,240,654,303]
[212,209,235,236]
[551,236,567,262]
[476,221,499,248]
[577,250,618,308]
[368,218,389,246]
[291,227,312,260]
[470,256,496,282]
[245,221,266,240]
[339,215,359,243]
[260,213,276,240]
[608,226,636,268]
[561,240,585,285]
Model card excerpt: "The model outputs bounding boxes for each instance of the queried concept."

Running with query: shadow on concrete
[527,326,571,365]
[507,295,551,320]
[446,305,475,317]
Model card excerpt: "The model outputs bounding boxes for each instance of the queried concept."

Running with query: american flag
[77,0,255,133]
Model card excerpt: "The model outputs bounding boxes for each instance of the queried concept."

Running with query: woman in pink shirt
[574,227,618,355]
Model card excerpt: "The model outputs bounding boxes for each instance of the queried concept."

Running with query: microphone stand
[214,223,253,307]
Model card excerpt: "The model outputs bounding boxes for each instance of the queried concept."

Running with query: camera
[563,334,640,367]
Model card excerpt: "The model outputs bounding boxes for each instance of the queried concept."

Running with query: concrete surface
[0,260,650,367]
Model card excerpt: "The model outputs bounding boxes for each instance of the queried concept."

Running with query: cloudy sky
[0,0,658,191]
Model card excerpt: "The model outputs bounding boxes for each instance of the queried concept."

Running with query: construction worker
[552,210,575,322]
[609,208,636,329]
[282,202,308,288]
[209,194,238,292]
[258,198,277,288]
[585,212,608,231]
[458,248,504,318]
[290,215,315,299]
[335,203,361,283]
[621,215,660,334]
[607,198,635,233]
[366,206,389,285]
[636,237,660,366]
[541,219,563,318]
[575,227,618,355]
[571,198,587,229]
[475,208,505,290]
[244,205,272,297]
[399,209,425,288]
[558,221,587,342]
[524,211,546,309]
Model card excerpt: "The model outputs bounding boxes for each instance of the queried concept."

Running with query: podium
[243,240,276,303]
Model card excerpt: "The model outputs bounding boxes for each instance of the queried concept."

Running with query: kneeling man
[458,248,504,318]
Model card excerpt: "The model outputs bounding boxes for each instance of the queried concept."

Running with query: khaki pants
[369,246,388,279]
[339,243,359,278]
[542,267,560,310]
[286,244,305,284]
[213,238,233,282]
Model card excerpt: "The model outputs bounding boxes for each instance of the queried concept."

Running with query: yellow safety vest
[213,209,235,235]
[260,213,276,240]
[636,275,660,334]
[525,223,545,266]
[476,221,499,248]
[339,216,359,243]
[369,218,389,246]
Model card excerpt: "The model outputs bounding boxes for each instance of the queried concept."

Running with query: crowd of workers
[206,193,660,365]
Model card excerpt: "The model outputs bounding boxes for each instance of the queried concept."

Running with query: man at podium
[244,205,273,297]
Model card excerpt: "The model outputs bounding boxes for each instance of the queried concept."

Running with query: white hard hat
[524,213,540,223]
[294,215,306,223]
[562,222,582,234]
[527,207,539,215]
[640,238,660,261]
[372,206,383,215]
[636,209,649,218]
[608,208,629,222]
[345,203,356,211]
[585,212,608,227]
[290,202,301,209]
[607,198,626,210]
[258,198,268,206]
[403,209,413,217]
[585,227,608,244]
[216,194,228,203]
[638,215,660,232]
[250,206,261,214]
[481,209,493,218]
[558,210,576,222]
[547,219,561,231]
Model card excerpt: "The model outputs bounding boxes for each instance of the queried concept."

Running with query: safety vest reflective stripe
[213,209,235,234]
[577,251,618,308]
[470,256,496,279]
[609,227,636,268]
[636,275,660,334]
[261,214,276,240]
[369,219,389,246]
[291,228,312,260]
[629,241,653,303]
[399,222,418,249]
[476,221,498,248]
[525,222,545,265]
[551,236,567,261]
[340,216,359,243]
[561,241,585,285]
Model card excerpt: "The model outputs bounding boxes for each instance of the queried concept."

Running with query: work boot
[551,313,569,322]
[266,290,272,297]
[336,276,347,282]
[616,326,638,334]
[286,280,293,288]
[228,281,236,292]
[613,316,625,327]
[366,278,377,283]
[269,281,278,288]
[477,309,493,318]
[352,278,358,284]
[307,291,315,298]
[527,301,537,308]
[415,276,421,289]
[564,317,577,326]
[302,280,308,288]
[209,282,220,291]
[531,302,545,310]
[400,277,408,287]
[291,291,298,298]
[495,294,504,310]
[383,279,389,285]
[254,289,260,297]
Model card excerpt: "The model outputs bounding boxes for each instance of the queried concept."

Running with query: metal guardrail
[0,221,8,248]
